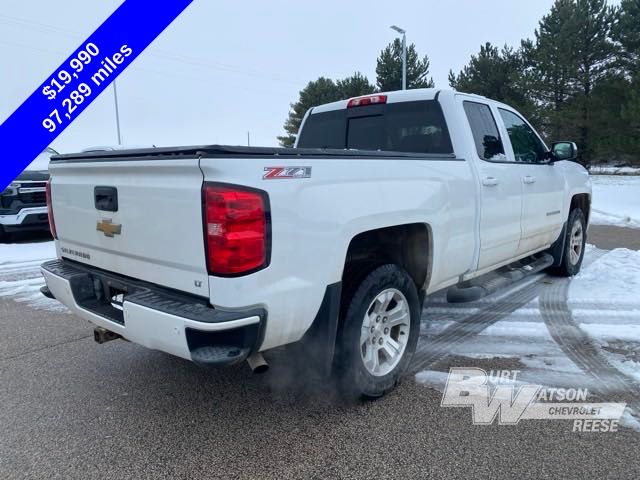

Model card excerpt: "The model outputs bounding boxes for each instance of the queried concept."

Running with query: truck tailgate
[49,158,208,297]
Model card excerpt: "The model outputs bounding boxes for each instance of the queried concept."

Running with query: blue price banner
[0,0,193,190]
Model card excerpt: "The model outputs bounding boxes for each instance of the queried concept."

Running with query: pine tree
[277,74,375,147]
[588,74,632,161]
[613,0,640,164]
[277,77,341,147]
[336,72,375,99]
[448,43,537,127]
[612,0,640,74]
[526,0,616,165]
[376,39,435,91]
[621,78,640,160]
[528,0,578,140]
[570,0,617,164]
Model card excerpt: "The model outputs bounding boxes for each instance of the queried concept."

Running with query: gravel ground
[1,300,639,480]
[588,224,640,250]
[1,225,640,479]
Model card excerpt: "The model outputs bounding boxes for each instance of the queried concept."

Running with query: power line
[0,13,306,87]
[0,39,295,97]
[0,14,84,38]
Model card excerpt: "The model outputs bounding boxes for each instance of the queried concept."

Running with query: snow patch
[580,324,640,343]
[590,166,640,175]
[590,175,640,228]
[0,240,65,312]
[621,409,640,432]
[479,320,555,339]
[414,370,450,391]
[0,241,56,266]
[569,248,640,305]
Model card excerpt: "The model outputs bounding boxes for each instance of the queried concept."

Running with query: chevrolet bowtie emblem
[96,219,122,237]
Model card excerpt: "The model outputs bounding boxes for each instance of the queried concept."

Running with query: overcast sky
[1,0,562,153]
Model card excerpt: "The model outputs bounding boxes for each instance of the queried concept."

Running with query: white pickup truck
[41,88,590,397]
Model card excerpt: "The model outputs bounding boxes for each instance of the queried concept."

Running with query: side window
[498,109,547,163]
[463,101,507,162]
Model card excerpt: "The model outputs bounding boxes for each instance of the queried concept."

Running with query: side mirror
[551,141,578,162]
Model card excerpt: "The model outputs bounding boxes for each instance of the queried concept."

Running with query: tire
[335,264,421,399]
[552,208,587,277]
[0,225,9,244]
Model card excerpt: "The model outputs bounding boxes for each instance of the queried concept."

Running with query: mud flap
[294,282,342,377]
[550,221,567,267]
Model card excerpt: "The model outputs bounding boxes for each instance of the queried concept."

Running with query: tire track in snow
[410,275,545,373]
[410,249,608,376]
[0,261,45,281]
[540,278,640,407]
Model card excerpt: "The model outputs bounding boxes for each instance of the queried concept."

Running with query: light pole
[113,80,122,145]
[390,25,407,90]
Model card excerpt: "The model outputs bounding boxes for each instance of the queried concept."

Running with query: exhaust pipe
[246,352,269,374]
[94,327,121,344]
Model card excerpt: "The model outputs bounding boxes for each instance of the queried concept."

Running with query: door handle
[482,176,499,187]
[523,176,537,184]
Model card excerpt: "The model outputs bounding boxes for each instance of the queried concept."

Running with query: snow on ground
[590,166,640,175]
[416,246,640,430]
[418,295,594,390]
[0,240,66,312]
[590,175,640,228]
[569,248,640,306]
[0,241,56,264]
[571,248,640,385]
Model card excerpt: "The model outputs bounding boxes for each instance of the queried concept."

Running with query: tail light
[347,94,387,108]
[203,184,270,276]
[46,180,58,239]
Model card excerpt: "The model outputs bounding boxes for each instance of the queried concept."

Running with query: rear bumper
[0,206,49,230]
[41,259,267,365]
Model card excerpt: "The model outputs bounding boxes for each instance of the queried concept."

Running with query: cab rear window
[297,100,453,155]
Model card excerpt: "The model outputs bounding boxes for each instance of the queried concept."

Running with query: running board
[446,253,554,303]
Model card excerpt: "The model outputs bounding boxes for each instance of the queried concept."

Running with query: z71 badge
[263,166,311,180]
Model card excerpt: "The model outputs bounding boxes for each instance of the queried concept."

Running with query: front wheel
[335,264,421,398]
[552,208,587,277]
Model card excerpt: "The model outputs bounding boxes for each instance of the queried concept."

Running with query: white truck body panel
[49,159,208,296]
[199,155,476,349]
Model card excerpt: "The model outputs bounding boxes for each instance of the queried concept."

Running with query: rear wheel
[336,264,420,398]
[553,208,586,277]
